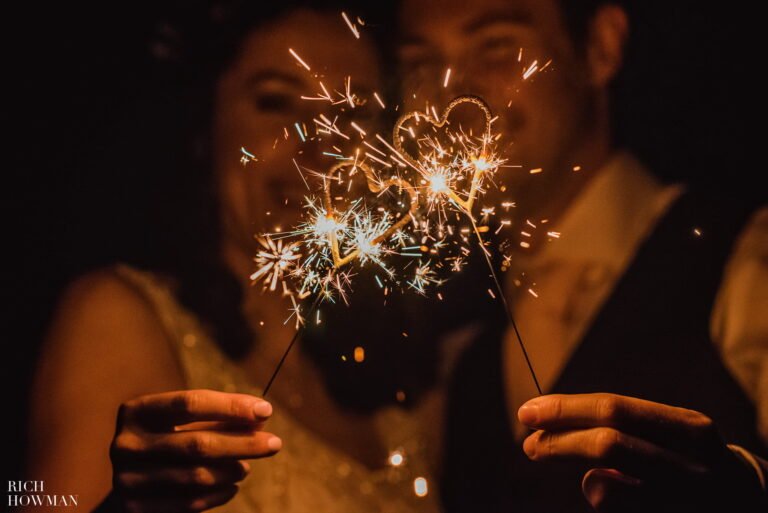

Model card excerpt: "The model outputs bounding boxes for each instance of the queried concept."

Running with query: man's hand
[518,393,766,512]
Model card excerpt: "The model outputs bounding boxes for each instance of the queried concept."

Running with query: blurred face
[214,10,381,254]
[398,0,601,217]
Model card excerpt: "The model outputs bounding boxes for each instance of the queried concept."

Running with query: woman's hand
[518,393,766,512]
[108,389,281,513]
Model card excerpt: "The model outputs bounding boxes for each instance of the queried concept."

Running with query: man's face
[398,0,598,214]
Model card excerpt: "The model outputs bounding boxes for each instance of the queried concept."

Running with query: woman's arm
[24,270,187,511]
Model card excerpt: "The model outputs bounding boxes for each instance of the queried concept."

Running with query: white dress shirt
[501,152,768,481]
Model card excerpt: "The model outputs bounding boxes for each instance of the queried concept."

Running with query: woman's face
[214,10,382,253]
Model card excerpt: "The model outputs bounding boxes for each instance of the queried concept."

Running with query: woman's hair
[558,0,626,47]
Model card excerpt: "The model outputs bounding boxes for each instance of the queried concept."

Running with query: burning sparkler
[255,13,546,396]
[257,95,542,396]
[390,95,543,394]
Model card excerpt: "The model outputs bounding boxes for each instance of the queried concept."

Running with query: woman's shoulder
[54,266,167,330]
[44,266,185,389]
[62,263,188,323]
[60,264,155,304]
[25,269,187,505]
[53,266,149,323]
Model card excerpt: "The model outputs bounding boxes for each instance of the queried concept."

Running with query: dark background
[4,1,764,481]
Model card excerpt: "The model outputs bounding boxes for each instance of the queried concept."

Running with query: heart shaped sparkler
[393,95,495,215]
[322,160,419,268]
[261,93,541,398]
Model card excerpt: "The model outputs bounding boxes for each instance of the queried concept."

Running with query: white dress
[115,264,446,513]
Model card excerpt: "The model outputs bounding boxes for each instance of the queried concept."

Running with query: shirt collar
[525,151,683,271]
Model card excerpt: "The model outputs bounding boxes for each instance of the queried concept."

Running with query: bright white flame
[429,174,450,194]
[472,157,493,171]
[314,215,345,235]
[357,237,380,258]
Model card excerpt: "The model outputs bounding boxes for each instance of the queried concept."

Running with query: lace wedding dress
[115,265,445,513]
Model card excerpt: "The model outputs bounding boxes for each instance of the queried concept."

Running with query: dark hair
[558,0,626,47]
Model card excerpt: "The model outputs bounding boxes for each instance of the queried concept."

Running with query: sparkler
[391,95,543,394]
[258,96,542,396]
[256,16,547,396]
[259,159,424,396]
[323,161,419,268]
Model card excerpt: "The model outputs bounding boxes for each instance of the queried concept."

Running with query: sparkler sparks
[254,95,515,320]
[341,11,360,39]
[408,262,442,294]
[240,147,257,166]
[288,48,311,71]
[256,16,550,397]
[251,237,301,292]
[523,60,539,80]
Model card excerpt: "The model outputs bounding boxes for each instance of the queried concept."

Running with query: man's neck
[515,142,615,252]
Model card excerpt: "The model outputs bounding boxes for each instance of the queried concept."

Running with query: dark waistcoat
[441,191,765,513]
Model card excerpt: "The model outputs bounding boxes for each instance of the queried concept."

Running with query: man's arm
[710,206,768,470]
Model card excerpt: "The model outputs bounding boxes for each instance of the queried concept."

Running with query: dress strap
[112,264,257,393]
[112,264,198,385]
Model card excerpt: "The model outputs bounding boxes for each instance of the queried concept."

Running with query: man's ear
[587,5,629,87]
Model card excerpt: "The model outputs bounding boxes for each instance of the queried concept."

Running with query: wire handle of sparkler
[262,293,324,397]
[463,205,543,396]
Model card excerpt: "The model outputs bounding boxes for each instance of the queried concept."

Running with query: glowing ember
[413,477,429,497]
[388,450,405,467]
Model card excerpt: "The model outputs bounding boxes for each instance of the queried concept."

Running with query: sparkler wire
[467,209,543,396]
[262,293,324,397]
